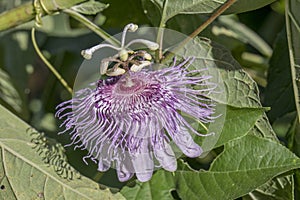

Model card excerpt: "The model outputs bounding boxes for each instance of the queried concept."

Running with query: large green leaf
[176,135,300,200]
[122,135,300,200]
[286,0,300,122]
[0,104,124,200]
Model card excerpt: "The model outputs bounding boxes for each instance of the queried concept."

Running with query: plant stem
[155,0,168,61]
[188,0,237,40]
[0,0,87,32]
[63,9,120,46]
[31,27,73,94]
[162,0,237,63]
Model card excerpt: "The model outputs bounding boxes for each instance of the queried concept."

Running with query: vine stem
[162,0,237,62]
[31,27,73,94]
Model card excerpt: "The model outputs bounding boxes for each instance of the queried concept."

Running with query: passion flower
[56,24,216,182]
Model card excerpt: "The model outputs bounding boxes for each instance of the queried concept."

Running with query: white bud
[81,50,93,60]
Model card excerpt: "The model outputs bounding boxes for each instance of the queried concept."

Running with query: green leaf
[196,106,264,152]
[264,28,295,123]
[286,0,300,122]
[0,104,124,200]
[214,107,264,148]
[142,0,276,26]
[251,113,278,140]
[243,175,294,200]
[71,0,109,15]
[176,135,300,200]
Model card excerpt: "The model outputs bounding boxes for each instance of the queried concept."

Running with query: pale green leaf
[71,0,109,15]
[0,104,124,200]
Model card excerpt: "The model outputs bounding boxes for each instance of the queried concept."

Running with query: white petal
[154,139,177,172]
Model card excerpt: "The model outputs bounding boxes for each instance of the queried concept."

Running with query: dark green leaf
[286,0,300,122]
[101,0,150,28]
[264,28,295,123]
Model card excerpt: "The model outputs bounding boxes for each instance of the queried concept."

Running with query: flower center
[113,74,146,95]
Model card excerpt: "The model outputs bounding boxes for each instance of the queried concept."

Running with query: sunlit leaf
[0,104,124,200]
[71,0,109,15]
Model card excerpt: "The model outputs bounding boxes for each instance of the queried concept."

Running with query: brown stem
[162,0,237,63]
